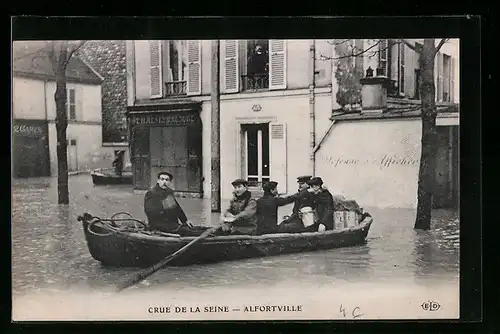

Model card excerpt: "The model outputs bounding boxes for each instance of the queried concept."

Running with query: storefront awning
[126,98,202,114]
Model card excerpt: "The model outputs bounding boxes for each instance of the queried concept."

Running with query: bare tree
[320,38,450,230]
[14,41,86,204]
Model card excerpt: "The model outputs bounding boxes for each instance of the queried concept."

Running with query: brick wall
[77,41,128,143]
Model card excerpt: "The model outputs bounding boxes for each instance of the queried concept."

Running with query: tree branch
[64,41,86,67]
[401,39,419,53]
[434,38,449,56]
[45,41,58,73]
[13,47,45,62]
[326,39,352,46]
[320,40,382,61]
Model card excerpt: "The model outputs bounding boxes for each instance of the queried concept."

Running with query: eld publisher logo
[421,300,441,312]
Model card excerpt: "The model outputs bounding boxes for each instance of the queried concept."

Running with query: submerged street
[12,174,459,298]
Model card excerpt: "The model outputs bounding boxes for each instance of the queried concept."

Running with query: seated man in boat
[277,175,318,233]
[256,181,315,235]
[144,171,204,236]
[220,179,258,235]
[308,177,335,230]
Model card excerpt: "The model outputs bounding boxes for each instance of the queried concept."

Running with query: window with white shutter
[269,40,287,90]
[149,40,163,98]
[436,52,443,102]
[269,122,287,193]
[223,40,239,93]
[186,40,201,96]
[67,88,76,120]
[378,39,388,76]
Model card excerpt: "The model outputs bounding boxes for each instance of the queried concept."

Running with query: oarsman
[221,179,258,235]
[144,171,208,236]
[256,181,314,235]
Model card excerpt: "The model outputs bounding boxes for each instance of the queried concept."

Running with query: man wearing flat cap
[308,177,335,230]
[144,171,197,235]
[292,175,315,216]
[221,179,258,235]
[278,175,316,233]
[256,181,314,235]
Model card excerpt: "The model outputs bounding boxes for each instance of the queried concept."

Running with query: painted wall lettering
[13,124,44,136]
[320,154,420,170]
[131,114,197,126]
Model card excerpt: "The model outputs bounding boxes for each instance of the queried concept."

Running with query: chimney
[359,67,391,113]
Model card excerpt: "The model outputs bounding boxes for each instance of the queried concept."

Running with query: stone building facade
[78,40,128,144]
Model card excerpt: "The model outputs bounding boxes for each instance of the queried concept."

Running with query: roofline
[77,56,105,82]
[13,71,102,85]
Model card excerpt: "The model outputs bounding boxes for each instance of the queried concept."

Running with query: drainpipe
[309,40,316,176]
[43,77,51,176]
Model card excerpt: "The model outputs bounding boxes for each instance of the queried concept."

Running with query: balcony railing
[165,81,187,97]
[241,74,269,91]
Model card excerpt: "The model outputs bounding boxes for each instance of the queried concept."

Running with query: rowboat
[90,167,133,185]
[78,212,373,268]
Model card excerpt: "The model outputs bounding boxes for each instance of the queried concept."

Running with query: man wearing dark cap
[308,177,335,230]
[221,179,258,235]
[277,175,316,233]
[292,175,315,216]
[256,181,314,235]
[144,171,198,235]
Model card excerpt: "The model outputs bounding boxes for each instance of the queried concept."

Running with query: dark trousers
[278,217,319,233]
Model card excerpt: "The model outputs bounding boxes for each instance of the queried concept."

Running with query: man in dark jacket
[291,175,316,216]
[277,175,317,233]
[256,181,313,235]
[308,177,335,230]
[144,171,198,235]
[221,179,258,235]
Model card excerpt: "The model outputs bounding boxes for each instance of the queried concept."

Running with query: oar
[115,226,221,292]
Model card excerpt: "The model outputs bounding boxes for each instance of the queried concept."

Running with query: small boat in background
[90,165,133,185]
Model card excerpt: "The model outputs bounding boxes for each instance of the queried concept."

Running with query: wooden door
[150,126,189,191]
[186,125,202,192]
[149,125,202,193]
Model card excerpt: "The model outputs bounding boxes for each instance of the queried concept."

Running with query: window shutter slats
[436,52,443,102]
[149,41,163,98]
[223,40,239,93]
[269,40,287,90]
[187,40,201,96]
[378,39,388,75]
[269,122,287,193]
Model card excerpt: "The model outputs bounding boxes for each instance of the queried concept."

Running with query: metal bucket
[300,206,315,227]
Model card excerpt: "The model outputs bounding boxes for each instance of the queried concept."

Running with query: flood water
[11,175,459,299]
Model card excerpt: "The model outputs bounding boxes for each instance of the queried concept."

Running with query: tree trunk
[414,39,438,230]
[210,40,221,212]
[55,43,70,204]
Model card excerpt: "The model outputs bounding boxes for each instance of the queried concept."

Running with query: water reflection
[12,175,459,295]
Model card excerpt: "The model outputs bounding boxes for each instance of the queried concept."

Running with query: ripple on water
[12,175,460,294]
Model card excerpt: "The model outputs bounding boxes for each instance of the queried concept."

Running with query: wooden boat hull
[80,215,373,268]
[90,168,133,185]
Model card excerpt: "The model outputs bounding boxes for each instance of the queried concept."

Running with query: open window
[223,39,287,93]
[242,40,269,91]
